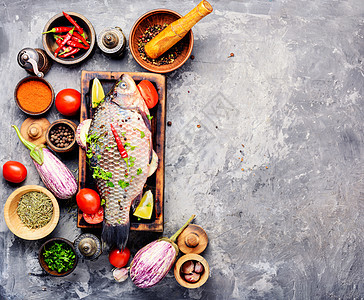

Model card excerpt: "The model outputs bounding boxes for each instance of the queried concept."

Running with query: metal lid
[97,27,126,55]
[74,233,102,260]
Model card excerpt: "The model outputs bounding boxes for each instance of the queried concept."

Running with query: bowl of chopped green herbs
[4,185,60,240]
[39,237,78,276]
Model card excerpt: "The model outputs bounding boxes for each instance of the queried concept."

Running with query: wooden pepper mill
[144,0,213,59]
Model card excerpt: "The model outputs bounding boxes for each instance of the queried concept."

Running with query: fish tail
[102,220,130,250]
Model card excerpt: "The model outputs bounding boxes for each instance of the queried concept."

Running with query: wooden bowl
[129,9,194,73]
[39,237,78,277]
[174,253,210,289]
[14,76,54,116]
[4,185,60,240]
[42,12,96,65]
[46,119,77,153]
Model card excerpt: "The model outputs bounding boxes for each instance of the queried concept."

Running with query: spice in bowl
[16,79,53,114]
[49,124,75,148]
[137,24,185,66]
[17,191,53,229]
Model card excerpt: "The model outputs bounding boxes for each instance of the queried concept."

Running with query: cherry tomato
[109,247,131,268]
[2,161,27,183]
[83,207,104,224]
[55,88,81,116]
[137,80,159,109]
[76,188,101,214]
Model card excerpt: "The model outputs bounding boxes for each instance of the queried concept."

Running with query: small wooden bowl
[3,185,60,240]
[129,9,194,73]
[39,237,78,277]
[42,12,96,65]
[14,76,54,116]
[174,253,210,289]
[46,119,77,153]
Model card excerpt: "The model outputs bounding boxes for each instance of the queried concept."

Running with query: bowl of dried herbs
[4,185,60,240]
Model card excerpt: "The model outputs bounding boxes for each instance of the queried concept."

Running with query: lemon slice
[91,78,105,108]
[133,190,154,220]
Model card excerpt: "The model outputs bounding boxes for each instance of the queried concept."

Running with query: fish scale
[87,74,152,249]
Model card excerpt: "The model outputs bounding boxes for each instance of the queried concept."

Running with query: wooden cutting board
[77,71,165,232]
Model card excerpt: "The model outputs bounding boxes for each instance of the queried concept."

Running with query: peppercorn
[49,124,74,148]
[167,121,172,126]
[137,23,185,66]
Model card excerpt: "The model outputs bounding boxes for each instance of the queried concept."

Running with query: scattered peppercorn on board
[78,71,166,232]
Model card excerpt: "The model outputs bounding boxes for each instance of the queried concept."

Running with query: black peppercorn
[49,124,74,148]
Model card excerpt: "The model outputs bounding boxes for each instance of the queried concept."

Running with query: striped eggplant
[12,125,78,199]
[130,215,195,288]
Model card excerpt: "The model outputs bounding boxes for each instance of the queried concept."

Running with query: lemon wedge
[91,78,105,108]
[133,190,154,220]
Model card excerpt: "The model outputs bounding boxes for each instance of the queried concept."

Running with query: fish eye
[120,82,127,89]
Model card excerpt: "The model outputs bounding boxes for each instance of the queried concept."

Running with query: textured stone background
[0,0,363,299]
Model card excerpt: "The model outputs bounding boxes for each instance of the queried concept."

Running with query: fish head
[112,74,139,108]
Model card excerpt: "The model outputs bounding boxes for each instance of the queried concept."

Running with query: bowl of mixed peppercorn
[39,237,78,277]
[46,119,77,153]
[42,11,96,65]
[129,9,194,73]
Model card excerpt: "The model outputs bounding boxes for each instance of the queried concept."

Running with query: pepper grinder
[17,48,52,77]
[74,233,102,261]
[97,27,126,58]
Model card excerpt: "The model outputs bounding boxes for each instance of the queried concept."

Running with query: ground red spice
[17,80,52,113]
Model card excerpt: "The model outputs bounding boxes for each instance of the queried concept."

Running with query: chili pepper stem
[12,125,44,165]
[169,215,196,242]
[42,29,55,34]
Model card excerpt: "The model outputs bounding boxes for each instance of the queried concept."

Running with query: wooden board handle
[145,0,213,59]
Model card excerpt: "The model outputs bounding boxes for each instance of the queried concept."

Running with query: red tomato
[76,188,101,214]
[3,161,27,183]
[55,88,81,116]
[109,247,131,268]
[83,207,104,224]
[137,80,159,109]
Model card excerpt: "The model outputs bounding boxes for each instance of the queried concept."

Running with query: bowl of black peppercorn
[46,119,77,153]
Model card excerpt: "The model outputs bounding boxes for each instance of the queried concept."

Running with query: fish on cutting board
[87,74,153,249]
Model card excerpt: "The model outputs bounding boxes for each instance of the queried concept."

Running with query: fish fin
[131,192,143,213]
[102,220,130,250]
[136,108,152,132]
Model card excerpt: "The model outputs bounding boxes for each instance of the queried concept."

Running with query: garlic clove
[194,261,204,273]
[113,267,129,282]
[184,272,201,283]
[181,260,195,274]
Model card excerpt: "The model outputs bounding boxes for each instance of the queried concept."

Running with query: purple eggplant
[12,125,77,199]
[130,215,196,288]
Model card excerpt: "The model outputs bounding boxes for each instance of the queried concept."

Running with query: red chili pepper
[73,31,89,46]
[54,34,82,44]
[42,26,73,34]
[110,124,128,158]
[55,38,73,52]
[66,40,89,49]
[58,47,80,58]
[54,28,74,57]
[63,12,83,35]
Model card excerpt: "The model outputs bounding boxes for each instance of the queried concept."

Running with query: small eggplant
[130,215,196,288]
[13,125,77,199]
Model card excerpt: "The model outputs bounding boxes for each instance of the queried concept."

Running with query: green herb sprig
[43,242,76,273]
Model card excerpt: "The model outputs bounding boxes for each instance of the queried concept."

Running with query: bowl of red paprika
[14,76,54,116]
[42,12,96,65]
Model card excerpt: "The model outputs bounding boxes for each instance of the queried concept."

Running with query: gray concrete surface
[1,0,364,299]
